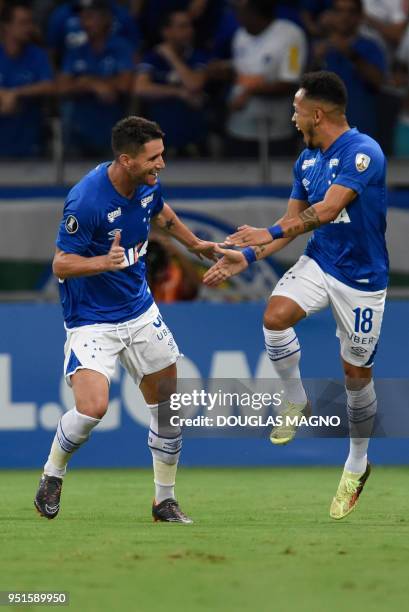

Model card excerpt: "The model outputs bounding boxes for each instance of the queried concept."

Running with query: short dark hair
[0,1,31,23]
[300,71,348,109]
[334,0,363,12]
[246,0,276,20]
[111,116,165,157]
[159,10,187,31]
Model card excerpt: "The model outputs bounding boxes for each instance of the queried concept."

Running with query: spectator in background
[312,0,386,139]
[46,0,140,67]
[222,0,307,156]
[0,2,54,157]
[135,10,209,155]
[57,0,133,157]
[392,23,409,155]
[299,0,334,39]
[146,235,200,302]
[137,0,224,49]
[362,0,408,50]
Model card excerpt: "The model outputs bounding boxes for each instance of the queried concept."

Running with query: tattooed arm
[203,200,307,287]
[280,185,356,237]
[224,185,357,247]
[151,203,216,260]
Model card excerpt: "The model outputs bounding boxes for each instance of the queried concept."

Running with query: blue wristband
[242,247,257,265]
[267,225,284,240]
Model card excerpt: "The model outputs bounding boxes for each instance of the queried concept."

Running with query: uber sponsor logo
[107,207,122,223]
[348,333,376,345]
[302,158,316,170]
[141,194,154,208]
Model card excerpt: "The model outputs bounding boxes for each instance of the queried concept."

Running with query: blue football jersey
[56,162,164,327]
[290,128,389,291]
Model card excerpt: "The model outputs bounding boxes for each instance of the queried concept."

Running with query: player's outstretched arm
[225,186,355,247]
[203,245,248,287]
[223,198,308,248]
[152,203,216,261]
[53,232,127,280]
[203,230,296,287]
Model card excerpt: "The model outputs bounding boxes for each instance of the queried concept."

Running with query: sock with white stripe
[345,380,377,474]
[44,407,100,478]
[147,403,182,504]
[263,326,307,405]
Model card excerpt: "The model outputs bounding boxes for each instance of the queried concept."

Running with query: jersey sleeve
[61,48,77,75]
[113,39,134,72]
[137,51,158,74]
[353,38,386,73]
[333,143,385,195]
[290,157,308,201]
[56,196,98,255]
[151,183,165,217]
[276,27,307,82]
[34,48,53,81]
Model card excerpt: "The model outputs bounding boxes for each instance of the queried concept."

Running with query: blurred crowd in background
[0,0,409,160]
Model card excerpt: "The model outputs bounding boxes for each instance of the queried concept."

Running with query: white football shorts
[63,303,180,386]
[271,255,386,367]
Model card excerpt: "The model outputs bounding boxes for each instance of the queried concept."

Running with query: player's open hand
[106,231,127,271]
[224,225,272,248]
[189,239,218,262]
[203,245,248,287]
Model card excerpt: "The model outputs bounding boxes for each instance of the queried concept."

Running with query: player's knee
[148,429,182,465]
[263,307,290,331]
[343,361,372,390]
[76,397,108,420]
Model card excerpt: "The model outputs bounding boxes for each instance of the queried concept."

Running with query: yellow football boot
[270,400,311,445]
[330,463,371,520]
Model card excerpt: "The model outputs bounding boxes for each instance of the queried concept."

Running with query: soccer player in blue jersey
[204,71,388,520]
[34,116,216,523]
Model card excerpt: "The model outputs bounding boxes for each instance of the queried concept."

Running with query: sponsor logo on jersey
[141,194,154,208]
[331,208,351,224]
[302,178,310,190]
[350,346,368,357]
[355,153,371,172]
[107,207,122,223]
[65,215,79,234]
[302,158,316,170]
[329,158,339,168]
[123,239,148,266]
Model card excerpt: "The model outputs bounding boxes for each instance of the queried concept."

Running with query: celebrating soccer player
[34,116,216,523]
[204,71,388,520]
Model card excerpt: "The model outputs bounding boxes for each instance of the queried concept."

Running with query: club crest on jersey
[141,194,154,208]
[107,207,122,223]
[65,215,78,234]
[355,153,371,172]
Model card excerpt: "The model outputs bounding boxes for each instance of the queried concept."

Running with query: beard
[304,125,317,150]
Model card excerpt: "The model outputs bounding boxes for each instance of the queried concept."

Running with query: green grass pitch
[1,467,408,612]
